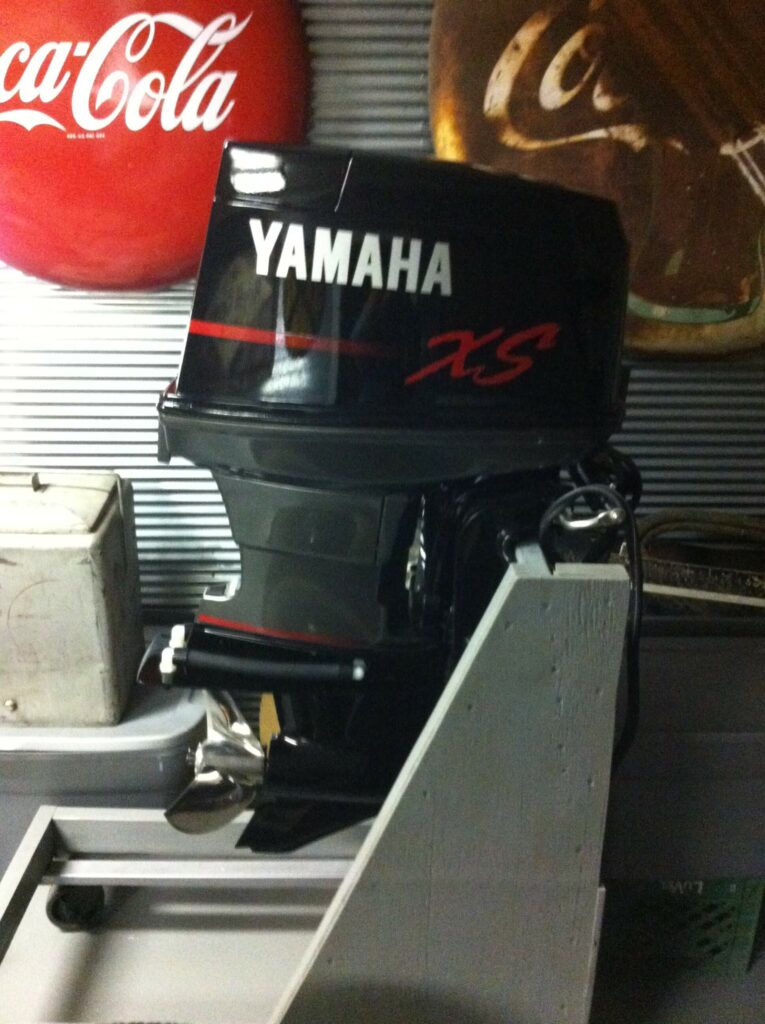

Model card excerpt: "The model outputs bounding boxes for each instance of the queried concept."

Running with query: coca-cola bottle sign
[431,0,765,356]
[0,2,309,288]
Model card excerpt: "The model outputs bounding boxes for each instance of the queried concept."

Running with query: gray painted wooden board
[272,553,630,1024]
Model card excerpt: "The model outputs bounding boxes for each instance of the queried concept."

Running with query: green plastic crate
[602,879,765,978]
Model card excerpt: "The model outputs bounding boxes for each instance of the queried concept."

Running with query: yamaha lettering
[249,218,452,297]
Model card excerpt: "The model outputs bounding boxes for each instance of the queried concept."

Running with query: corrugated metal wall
[1,0,764,617]
[306,0,431,152]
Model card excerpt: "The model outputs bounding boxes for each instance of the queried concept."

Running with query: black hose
[174,647,366,688]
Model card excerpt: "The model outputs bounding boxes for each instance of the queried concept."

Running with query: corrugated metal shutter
[616,360,765,514]
[306,0,431,152]
[1,0,764,619]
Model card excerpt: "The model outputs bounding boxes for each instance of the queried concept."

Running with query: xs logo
[405,321,560,388]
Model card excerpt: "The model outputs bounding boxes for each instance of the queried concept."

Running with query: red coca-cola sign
[0,3,310,288]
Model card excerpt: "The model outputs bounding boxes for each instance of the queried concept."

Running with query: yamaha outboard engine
[150,144,629,849]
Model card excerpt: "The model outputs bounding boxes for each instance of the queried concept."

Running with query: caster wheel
[46,885,106,932]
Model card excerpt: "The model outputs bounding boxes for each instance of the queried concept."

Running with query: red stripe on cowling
[197,613,359,650]
[189,319,394,360]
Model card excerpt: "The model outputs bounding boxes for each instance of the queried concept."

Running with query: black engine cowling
[155,145,629,849]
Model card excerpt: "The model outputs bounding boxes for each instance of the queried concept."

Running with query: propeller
[166,690,265,834]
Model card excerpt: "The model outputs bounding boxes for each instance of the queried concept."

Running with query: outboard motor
[148,144,630,849]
